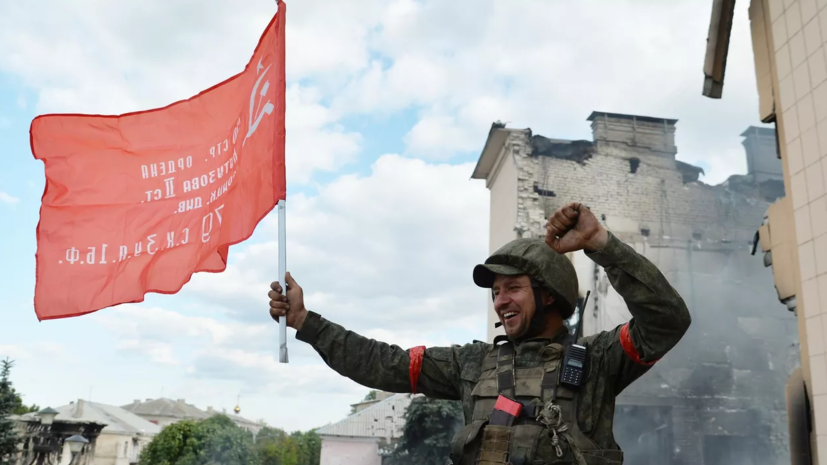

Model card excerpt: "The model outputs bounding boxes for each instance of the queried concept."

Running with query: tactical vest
[449,335,623,465]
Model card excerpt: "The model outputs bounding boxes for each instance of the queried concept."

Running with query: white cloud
[0,345,30,361]
[1,0,767,182]
[0,342,66,362]
[286,85,362,183]
[0,192,19,204]
[84,154,491,398]
[0,0,365,184]
[117,340,180,366]
[330,0,768,181]
[186,154,491,333]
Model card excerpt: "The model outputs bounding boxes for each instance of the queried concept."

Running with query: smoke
[612,237,798,465]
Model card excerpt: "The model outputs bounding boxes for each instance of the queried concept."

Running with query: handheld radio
[560,344,587,388]
[560,290,590,388]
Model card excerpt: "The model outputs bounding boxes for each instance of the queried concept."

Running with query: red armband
[619,323,657,366]
[409,346,425,393]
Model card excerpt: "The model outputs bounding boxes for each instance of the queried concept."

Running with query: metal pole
[278,199,288,363]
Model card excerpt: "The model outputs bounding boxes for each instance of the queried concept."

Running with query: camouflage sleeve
[295,310,466,400]
[584,231,691,393]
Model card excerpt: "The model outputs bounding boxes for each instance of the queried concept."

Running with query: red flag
[30,2,287,321]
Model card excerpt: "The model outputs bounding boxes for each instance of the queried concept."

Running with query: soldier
[268,202,691,465]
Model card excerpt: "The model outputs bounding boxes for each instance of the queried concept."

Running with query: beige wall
[762,0,827,461]
[92,433,150,465]
[486,140,520,341]
[319,437,382,465]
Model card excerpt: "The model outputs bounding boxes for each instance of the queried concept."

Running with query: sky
[0,0,773,432]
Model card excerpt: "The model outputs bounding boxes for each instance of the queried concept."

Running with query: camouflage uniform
[295,232,691,464]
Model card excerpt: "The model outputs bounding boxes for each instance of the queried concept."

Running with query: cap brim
[473,264,525,288]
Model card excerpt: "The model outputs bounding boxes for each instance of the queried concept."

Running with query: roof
[18,400,161,436]
[121,398,209,420]
[470,122,526,181]
[316,393,414,440]
[740,126,776,137]
[212,411,261,427]
[587,111,678,125]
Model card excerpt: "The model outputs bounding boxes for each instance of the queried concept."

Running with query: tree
[138,414,258,465]
[0,359,21,465]
[385,396,463,465]
[292,430,321,465]
[254,427,320,465]
[11,389,38,416]
[138,419,199,465]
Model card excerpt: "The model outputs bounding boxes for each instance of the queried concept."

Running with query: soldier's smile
[500,310,523,331]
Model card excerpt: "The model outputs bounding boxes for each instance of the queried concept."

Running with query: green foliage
[138,415,258,465]
[254,427,320,465]
[292,430,321,465]
[384,396,463,465]
[138,419,199,465]
[0,359,22,465]
[139,417,322,465]
[11,390,38,416]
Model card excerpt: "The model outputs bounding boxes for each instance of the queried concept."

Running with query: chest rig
[449,334,611,465]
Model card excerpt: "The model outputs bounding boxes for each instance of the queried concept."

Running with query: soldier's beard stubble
[499,305,532,337]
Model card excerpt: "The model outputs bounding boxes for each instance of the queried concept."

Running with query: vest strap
[496,343,515,398]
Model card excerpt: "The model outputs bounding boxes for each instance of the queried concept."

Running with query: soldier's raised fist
[544,202,608,254]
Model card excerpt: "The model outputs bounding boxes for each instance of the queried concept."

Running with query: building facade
[703,0,827,463]
[472,112,799,464]
[13,413,104,465]
[316,393,413,465]
[15,399,160,465]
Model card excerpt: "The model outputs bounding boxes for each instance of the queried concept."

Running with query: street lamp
[65,435,89,464]
[32,408,60,465]
[37,407,59,426]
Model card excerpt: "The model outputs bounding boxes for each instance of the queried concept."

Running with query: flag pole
[276,0,288,364]
[278,199,288,363]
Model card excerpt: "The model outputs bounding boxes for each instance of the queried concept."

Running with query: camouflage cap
[473,238,579,319]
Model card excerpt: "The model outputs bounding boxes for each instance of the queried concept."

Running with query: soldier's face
[492,275,537,337]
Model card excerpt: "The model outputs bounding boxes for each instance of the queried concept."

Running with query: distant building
[16,399,160,465]
[316,393,413,465]
[121,398,263,435]
[349,391,394,414]
[120,398,209,428]
[12,409,104,465]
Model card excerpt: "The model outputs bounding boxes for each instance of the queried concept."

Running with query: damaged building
[471,111,799,465]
